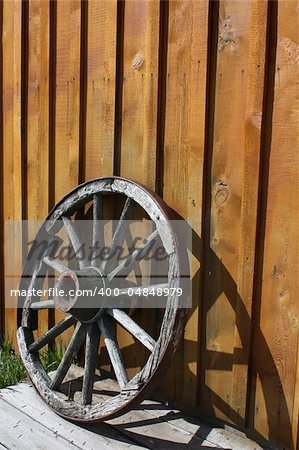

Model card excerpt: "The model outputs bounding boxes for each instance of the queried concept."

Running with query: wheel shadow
[159,224,292,449]
[79,405,225,449]
[107,222,292,449]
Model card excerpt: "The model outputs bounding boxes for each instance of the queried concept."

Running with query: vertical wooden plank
[83,0,118,372]
[250,1,299,448]
[2,0,22,349]
[55,0,81,338]
[0,0,4,340]
[293,339,299,449]
[28,0,49,221]
[55,0,81,201]
[117,0,160,376]
[163,0,209,407]
[200,0,268,426]
[202,1,251,423]
[84,0,117,180]
[120,0,159,191]
[27,0,50,338]
[232,0,268,422]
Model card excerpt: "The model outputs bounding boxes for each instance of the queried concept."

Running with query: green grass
[0,340,64,389]
[0,340,26,389]
[39,343,64,373]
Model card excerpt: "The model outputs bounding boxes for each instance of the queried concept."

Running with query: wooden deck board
[0,380,263,449]
[0,398,81,450]
[0,383,142,450]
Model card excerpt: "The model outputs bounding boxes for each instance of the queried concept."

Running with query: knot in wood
[214,181,230,207]
[218,17,237,51]
[290,315,298,329]
[132,53,145,71]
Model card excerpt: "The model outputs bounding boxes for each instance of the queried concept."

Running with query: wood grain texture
[120,0,159,190]
[0,382,144,449]
[232,0,268,424]
[54,0,81,338]
[50,322,86,390]
[0,380,263,450]
[249,1,299,448]
[107,308,156,352]
[162,0,209,407]
[82,323,100,405]
[200,0,268,427]
[28,315,76,352]
[17,178,186,423]
[55,0,81,201]
[27,0,49,220]
[27,0,50,340]
[0,1,298,446]
[84,0,117,180]
[99,316,128,389]
[2,0,22,349]
[201,0,251,423]
[0,398,82,450]
[117,0,160,379]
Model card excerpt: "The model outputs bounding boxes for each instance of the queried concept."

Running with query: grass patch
[0,340,64,389]
[39,344,64,373]
[0,340,26,389]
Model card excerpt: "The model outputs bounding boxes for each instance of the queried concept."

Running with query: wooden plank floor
[0,381,264,450]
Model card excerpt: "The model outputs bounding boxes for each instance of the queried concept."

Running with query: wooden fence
[0,0,298,448]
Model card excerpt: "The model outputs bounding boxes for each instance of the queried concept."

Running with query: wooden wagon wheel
[17,177,188,422]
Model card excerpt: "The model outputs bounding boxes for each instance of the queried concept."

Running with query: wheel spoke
[92,194,104,267]
[102,197,133,271]
[43,256,69,274]
[50,322,86,390]
[106,309,156,352]
[30,299,55,310]
[62,216,88,269]
[98,316,128,389]
[107,229,159,281]
[29,316,76,352]
[82,323,100,405]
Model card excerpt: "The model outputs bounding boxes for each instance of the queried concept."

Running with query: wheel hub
[54,266,108,323]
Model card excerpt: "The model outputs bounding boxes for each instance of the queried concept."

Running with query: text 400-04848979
[97,287,183,297]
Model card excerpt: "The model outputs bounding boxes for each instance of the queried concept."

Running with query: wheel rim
[17,177,188,422]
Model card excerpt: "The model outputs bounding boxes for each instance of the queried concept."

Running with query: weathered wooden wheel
[17,177,188,422]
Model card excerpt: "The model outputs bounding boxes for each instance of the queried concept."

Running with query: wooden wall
[0,1,298,448]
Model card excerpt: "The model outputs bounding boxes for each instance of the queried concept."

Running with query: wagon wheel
[17,177,188,422]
